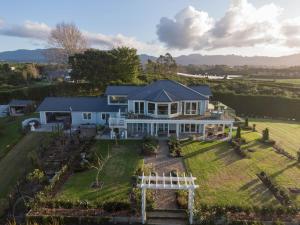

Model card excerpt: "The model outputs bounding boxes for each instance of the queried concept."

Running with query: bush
[102,201,131,212]
[176,190,188,209]
[26,169,47,184]
[142,136,158,155]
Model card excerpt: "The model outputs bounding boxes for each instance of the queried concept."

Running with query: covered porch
[123,120,233,140]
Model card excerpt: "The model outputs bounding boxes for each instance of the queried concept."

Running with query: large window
[185,102,197,115]
[181,123,197,133]
[157,104,168,115]
[109,96,127,104]
[134,101,144,114]
[148,102,155,114]
[83,112,92,120]
[171,103,178,114]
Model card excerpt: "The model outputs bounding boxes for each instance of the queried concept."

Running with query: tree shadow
[183,142,225,159]
[270,161,298,178]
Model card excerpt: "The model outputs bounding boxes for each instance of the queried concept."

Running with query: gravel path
[144,140,186,209]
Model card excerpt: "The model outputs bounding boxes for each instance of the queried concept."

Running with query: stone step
[147,210,187,219]
[147,218,188,225]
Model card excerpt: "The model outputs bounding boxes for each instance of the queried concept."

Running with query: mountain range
[1,49,300,67]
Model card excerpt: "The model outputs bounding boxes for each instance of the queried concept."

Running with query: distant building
[9,99,35,116]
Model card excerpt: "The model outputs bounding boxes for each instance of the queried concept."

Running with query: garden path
[144,140,186,209]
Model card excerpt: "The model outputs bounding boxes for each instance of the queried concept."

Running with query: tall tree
[69,47,140,85]
[48,22,88,63]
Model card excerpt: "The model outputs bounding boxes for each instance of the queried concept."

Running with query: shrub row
[197,203,299,217]
[37,199,131,212]
[257,171,291,206]
[273,145,296,160]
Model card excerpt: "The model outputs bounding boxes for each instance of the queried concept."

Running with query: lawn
[56,140,143,203]
[182,131,300,207]
[250,118,300,157]
[0,132,51,215]
[0,113,39,159]
[275,79,300,85]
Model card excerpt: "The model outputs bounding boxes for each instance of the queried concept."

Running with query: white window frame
[170,102,179,114]
[82,112,92,120]
[134,101,145,114]
[184,101,198,115]
[147,102,156,115]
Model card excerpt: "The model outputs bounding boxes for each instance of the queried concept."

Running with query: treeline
[0,83,99,104]
[213,92,300,120]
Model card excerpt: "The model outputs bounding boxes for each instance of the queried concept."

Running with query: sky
[1,0,300,56]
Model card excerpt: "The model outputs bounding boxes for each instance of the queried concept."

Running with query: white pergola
[137,173,199,224]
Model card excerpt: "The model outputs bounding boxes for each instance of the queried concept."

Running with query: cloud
[0,20,165,55]
[156,0,300,51]
[156,6,213,49]
[0,20,51,40]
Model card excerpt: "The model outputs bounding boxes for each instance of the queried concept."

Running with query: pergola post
[202,124,206,140]
[141,187,146,224]
[229,123,233,138]
[188,189,195,224]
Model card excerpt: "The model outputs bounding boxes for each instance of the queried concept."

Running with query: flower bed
[141,136,159,155]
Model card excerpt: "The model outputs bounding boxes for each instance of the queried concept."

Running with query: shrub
[142,136,158,155]
[26,169,47,184]
[102,201,131,212]
[235,126,241,139]
[297,149,300,163]
[176,190,188,209]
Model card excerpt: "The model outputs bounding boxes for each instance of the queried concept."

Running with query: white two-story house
[37,80,234,139]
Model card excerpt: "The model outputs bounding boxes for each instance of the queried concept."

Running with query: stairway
[147,209,188,225]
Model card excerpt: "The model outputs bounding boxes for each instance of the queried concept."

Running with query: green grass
[275,79,300,85]
[56,140,143,203]
[182,131,300,207]
[0,132,51,215]
[0,113,39,159]
[250,118,300,157]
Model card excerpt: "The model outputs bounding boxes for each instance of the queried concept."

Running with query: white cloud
[156,0,300,52]
[0,20,51,40]
[0,20,165,55]
[156,6,214,49]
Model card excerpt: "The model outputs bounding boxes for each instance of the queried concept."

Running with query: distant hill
[1,49,300,67]
[0,49,48,63]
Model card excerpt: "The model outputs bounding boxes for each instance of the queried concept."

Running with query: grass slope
[56,140,143,203]
[0,114,38,159]
[182,132,300,207]
[0,133,50,199]
[250,118,300,157]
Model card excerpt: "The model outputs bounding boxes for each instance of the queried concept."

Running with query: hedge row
[213,92,300,120]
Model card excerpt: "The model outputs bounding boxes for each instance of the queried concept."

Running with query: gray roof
[128,80,209,102]
[37,97,125,112]
[189,85,212,96]
[105,86,143,96]
[9,99,34,106]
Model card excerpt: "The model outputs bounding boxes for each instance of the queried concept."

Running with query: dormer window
[109,95,127,104]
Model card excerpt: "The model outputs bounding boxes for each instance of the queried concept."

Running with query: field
[0,114,38,159]
[250,118,300,157]
[182,131,300,207]
[56,140,143,203]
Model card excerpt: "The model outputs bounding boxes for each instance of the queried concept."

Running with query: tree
[48,22,88,63]
[252,123,256,132]
[69,47,140,85]
[262,128,269,141]
[88,148,111,188]
[235,126,241,139]
[297,149,300,163]
[245,118,249,127]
